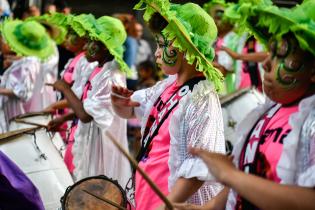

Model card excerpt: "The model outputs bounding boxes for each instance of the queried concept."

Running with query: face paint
[269,37,305,88]
[87,41,100,58]
[156,34,178,66]
[276,62,298,88]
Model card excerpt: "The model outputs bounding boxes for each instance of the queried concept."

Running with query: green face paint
[156,34,178,66]
[271,36,305,89]
[276,62,297,88]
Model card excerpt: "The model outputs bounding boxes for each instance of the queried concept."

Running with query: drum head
[62,175,127,210]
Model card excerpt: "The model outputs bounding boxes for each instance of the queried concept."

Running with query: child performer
[111,0,226,209]
[50,15,132,187]
[174,1,315,209]
[0,19,54,132]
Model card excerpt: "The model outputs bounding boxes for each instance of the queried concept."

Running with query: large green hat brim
[28,13,68,44]
[69,14,96,37]
[2,19,55,60]
[84,16,131,75]
[134,0,224,91]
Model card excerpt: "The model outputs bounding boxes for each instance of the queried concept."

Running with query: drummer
[49,14,132,187]
[173,1,315,209]
[43,13,97,143]
[0,19,55,133]
[112,0,226,209]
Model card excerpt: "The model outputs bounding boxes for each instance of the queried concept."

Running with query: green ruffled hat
[70,14,130,74]
[68,13,96,37]
[93,16,130,74]
[203,0,227,13]
[134,0,224,91]
[229,0,315,56]
[28,12,68,44]
[1,19,55,60]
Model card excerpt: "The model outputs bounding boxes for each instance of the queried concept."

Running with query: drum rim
[9,111,51,122]
[61,175,127,209]
[0,126,41,141]
[220,88,252,106]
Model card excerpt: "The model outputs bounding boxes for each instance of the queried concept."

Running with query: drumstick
[82,189,127,210]
[110,92,130,100]
[107,132,174,210]
[45,83,54,86]
[14,119,49,129]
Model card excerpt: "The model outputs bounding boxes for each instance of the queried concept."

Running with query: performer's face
[0,36,12,55]
[64,31,87,53]
[263,35,315,104]
[154,34,183,75]
[85,40,111,64]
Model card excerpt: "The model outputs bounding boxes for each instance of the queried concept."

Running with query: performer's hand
[111,85,140,107]
[43,105,56,114]
[50,79,69,92]
[189,147,236,184]
[47,116,66,131]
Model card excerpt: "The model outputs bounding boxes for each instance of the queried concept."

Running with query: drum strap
[136,76,205,163]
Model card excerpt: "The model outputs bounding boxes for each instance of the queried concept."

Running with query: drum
[62,175,127,210]
[9,111,66,157]
[220,88,265,152]
[0,112,73,210]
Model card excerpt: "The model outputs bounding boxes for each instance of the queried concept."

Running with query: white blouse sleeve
[168,80,226,186]
[132,76,177,122]
[82,70,115,130]
[8,58,40,102]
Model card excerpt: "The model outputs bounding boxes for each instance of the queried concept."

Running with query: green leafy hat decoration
[69,13,96,37]
[230,0,315,56]
[203,0,227,13]
[27,12,68,44]
[134,0,224,91]
[94,16,131,74]
[1,19,55,60]
[74,14,131,74]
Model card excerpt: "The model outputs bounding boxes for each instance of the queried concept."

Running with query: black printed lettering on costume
[260,128,291,145]
[279,129,291,144]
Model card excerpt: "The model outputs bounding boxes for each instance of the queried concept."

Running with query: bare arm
[168,178,204,203]
[172,187,230,210]
[227,170,315,210]
[52,80,92,123]
[156,178,204,210]
[43,99,69,113]
[47,111,76,131]
[0,88,16,97]
[221,46,268,62]
[190,148,315,210]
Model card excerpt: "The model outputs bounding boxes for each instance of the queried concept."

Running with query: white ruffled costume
[72,60,131,188]
[41,46,59,108]
[0,56,41,133]
[226,94,315,209]
[132,75,225,205]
